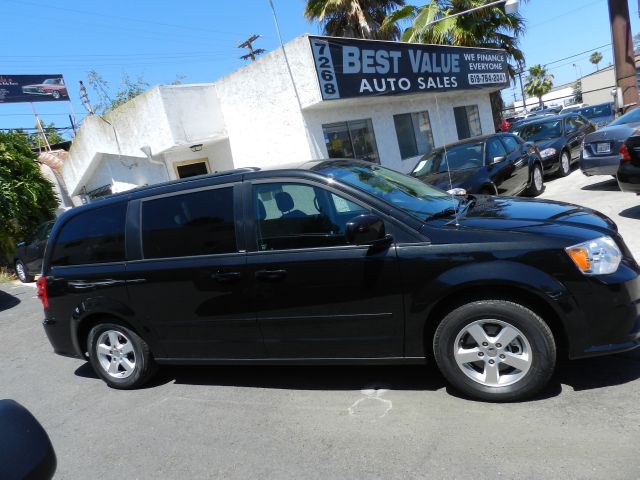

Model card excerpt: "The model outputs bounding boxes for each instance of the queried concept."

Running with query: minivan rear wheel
[87,322,157,389]
[433,300,556,402]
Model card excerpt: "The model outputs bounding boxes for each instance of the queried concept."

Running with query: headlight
[565,236,622,275]
[539,148,557,159]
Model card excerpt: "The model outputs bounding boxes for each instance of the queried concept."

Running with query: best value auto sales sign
[309,36,509,100]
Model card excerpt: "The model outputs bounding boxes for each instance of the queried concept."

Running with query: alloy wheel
[561,153,570,175]
[534,167,543,191]
[453,319,532,387]
[15,262,26,282]
[96,330,137,379]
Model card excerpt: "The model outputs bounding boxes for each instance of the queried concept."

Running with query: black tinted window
[142,187,236,259]
[51,203,126,266]
[254,183,368,251]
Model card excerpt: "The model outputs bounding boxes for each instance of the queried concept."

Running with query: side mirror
[491,156,506,164]
[345,214,390,246]
[0,400,56,480]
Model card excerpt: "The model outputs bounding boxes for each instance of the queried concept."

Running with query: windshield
[43,78,59,85]
[314,160,456,220]
[579,104,612,119]
[412,142,484,176]
[512,120,562,141]
[609,107,640,126]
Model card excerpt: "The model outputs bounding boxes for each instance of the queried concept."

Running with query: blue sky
[0,0,638,134]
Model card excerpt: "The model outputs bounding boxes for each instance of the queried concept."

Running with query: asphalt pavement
[1,167,640,479]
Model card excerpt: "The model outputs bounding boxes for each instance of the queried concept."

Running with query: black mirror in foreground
[0,400,56,480]
[345,214,391,246]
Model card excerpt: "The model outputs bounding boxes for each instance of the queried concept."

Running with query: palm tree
[524,64,554,107]
[383,0,527,126]
[305,0,405,40]
[589,51,603,71]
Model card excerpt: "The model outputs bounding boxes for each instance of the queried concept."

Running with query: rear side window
[51,203,127,266]
[500,135,520,153]
[142,187,236,259]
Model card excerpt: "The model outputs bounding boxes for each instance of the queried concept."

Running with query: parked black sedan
[411,133,544,197]
[12,220,54,283]
[617,134,640,194]
[581,107,640,178]
[510,113,595,177]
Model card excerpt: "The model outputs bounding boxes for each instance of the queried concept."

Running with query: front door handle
[255,269,287,281]
[211,271,242,283]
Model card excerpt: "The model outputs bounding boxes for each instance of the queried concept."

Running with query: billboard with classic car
[0,74,68,103]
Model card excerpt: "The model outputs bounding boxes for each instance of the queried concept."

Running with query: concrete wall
[303,90,494,173]
[582,66,616,105]
[63,84,227,197]
[214,35,322,169]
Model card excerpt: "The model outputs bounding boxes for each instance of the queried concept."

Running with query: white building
[63,35,508,204]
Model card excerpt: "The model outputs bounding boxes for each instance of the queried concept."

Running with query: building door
[174,158,210,179]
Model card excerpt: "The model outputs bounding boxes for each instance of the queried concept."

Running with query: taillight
[36,276,49,309]
[620,143,632,161]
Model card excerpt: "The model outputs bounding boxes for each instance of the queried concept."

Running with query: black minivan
[39,160,640,401]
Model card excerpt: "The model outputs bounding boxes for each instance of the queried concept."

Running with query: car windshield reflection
[315,160,456,220]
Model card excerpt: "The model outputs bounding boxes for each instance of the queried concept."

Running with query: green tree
[572,80,582,103]
[305,0,405,40]
[29,122,67,150]
[86,70,150,115]
[0,131,57,262]
[384,0,527,127]
[524,64,554,107]
[589,51,603,71]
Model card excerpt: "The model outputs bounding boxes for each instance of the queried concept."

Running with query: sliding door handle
[211,271,242,283]
[255,269,287,281]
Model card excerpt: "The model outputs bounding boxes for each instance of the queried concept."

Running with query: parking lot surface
[2,168,640,479]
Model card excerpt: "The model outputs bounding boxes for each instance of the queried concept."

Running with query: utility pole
[515,63,527,112]
[238,34,266,61]
[608,0,639,112]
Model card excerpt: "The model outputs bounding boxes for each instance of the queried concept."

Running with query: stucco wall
[582,67,616,106]
[214,35,321,169]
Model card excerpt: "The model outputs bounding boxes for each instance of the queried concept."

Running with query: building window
[453,105,482,140]
[173,158,210,179]
[393,111,435,160]
[323,119,379,163]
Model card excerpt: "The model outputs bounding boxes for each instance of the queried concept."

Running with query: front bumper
[567,260,640,359]
[617,161,640,193]
[541,153,560,174]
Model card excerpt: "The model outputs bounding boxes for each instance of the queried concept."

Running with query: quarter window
[51,203,126,266]
[393,111,435,160]
[453,105,482,140]
[142,187,236,259]
[254,183,368,251]
[323,119,380,163]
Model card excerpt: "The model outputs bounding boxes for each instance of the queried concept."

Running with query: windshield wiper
[425,207,457,222]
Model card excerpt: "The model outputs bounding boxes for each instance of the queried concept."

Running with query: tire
[51,91,60,99]
[558,150,571,177]
[524,163,544,197]
[479,186,496,196]
[87,322,158,389]
[433,300,556,402]
[14,260,33,283]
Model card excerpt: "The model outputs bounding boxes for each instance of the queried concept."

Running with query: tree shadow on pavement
[0,289,20,313]
[580,178,619,191]
[619,205,640,219]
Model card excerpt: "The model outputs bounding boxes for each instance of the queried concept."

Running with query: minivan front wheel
[433,300,556,402]
[14,260,33,283]
[87,323,157,389]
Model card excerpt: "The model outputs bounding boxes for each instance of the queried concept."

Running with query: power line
[544,43,612,67]
[528,0,603,29]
